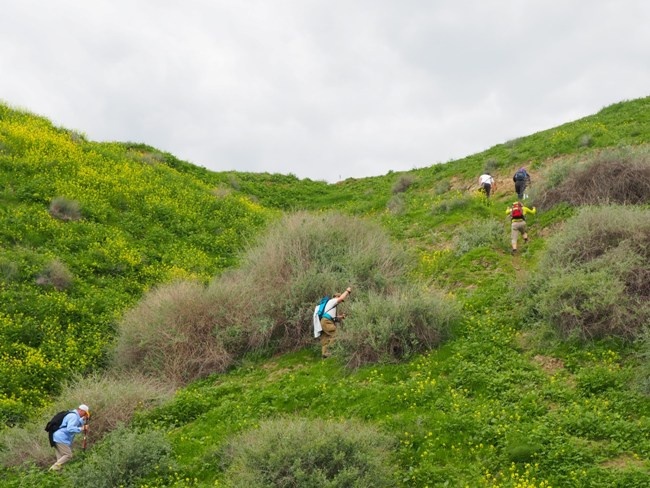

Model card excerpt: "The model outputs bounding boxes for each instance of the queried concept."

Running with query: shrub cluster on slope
[220,417,397,487]
[534,146,650,210]
[65,427,175,488]
[527,205,650,340]
[114,211,459,383]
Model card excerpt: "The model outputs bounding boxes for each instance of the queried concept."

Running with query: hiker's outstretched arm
[337,287,352,303]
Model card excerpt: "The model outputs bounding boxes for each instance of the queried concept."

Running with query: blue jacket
[52,410,85,446]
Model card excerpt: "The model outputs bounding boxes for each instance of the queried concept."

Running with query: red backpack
[511,202,524,219]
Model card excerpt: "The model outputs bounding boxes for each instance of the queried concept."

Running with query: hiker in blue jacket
[49,404,90,471]
[319,287,352,358]
[512,167,531,200]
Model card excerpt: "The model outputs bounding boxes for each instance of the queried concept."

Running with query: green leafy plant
[528,206,650,340]
[336,286,460,368]
[65,427,175,488]
[220,417,398,487]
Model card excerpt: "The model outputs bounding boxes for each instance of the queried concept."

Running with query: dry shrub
[208,211,409,354]
[336,286,460,369]
[530,206,650,340]
[392,174,416,194]
[114,280,234,385]
[35,258,73,290]
[387,193,405,214]
[0,259,19,281]
[0,373,173,468]
[535,148,650,210]
[49,196,82,221]
[113,212,412,382]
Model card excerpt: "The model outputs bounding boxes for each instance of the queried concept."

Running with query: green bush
[431,194,471,214]
[0,259,19,282]
[335,286,460,368]
[634,328,650,395]
[220,417,397,487]
[528,206,650,340]
[65,427,175,488]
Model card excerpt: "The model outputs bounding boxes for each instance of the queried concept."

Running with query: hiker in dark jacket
[319,287,352,358]
[506,201,536,254]
[49,404,90,471]
[512,167,531,200]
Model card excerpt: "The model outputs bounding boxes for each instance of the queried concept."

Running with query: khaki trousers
[511,220,527,246]
[50,443,73,470]
[320,318,337,356]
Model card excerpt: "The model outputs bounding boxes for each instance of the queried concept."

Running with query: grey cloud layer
[1,0,649,181]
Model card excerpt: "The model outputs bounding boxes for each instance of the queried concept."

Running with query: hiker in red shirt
[506,201,536,254]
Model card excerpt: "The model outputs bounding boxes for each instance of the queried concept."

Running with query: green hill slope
[1,96,650,487]
[0,105,272,421]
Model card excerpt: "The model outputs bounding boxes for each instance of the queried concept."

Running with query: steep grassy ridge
[1,96,650,487]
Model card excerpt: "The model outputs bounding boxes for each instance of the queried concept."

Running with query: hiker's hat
[78,404,90,415]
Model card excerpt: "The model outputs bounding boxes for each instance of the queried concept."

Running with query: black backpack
[45,410,70,447]
[514,170,528,182]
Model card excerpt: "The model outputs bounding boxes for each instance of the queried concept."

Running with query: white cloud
[1,0,649,182]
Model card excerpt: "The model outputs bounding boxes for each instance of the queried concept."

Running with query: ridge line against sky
[1,0,649,182]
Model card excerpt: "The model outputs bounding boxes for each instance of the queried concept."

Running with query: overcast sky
[1,1,649,182]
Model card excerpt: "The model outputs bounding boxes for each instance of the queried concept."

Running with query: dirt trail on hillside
[451,168,541,201]
[511,254,529,282]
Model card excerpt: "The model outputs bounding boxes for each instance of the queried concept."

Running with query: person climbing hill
[512,167,531,200]
[478,172,496,198]
[47,404,90,471]
[506,201,536,254]
[313,287,352,358]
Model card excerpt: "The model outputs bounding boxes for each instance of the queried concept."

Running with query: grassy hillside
[1,96,650,487]
[0,105,272,421]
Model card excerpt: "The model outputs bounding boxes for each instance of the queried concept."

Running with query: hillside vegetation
[1,96,650,487]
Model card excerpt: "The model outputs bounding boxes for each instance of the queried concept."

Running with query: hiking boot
[511,249,517,255]
[524,237,528,244]
[322,352,331,359]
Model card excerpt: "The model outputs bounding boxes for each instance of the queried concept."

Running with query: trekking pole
[82,416,89,450]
